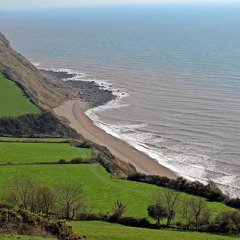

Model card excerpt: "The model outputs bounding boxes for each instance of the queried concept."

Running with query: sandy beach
[54,100,177,179]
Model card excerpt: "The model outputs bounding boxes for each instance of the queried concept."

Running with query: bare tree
[56,184,84,219]
[154,189,180,227]
[192,197,208,229]
[111,201,126,221]
[6,176,35,210]
[35,185,56,215]
[181,197,195,229]
[180,196,208,230]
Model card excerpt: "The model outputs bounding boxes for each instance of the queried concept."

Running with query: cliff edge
[0,32,74,109]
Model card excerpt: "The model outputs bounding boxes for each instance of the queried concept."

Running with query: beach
[54,99,177,179]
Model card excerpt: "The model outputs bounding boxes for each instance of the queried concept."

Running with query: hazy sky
[0,0,237,9]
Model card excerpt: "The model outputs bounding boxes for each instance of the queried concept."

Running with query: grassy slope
[70,221,239,240]
[0,73,40,117]
[0,164,234,219]
[0,141,92,164]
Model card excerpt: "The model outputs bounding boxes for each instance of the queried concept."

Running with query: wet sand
[54,100,177,178]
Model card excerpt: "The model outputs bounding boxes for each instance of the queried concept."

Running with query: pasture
[70,221,239,240]
[0,73,40,117]
[0,140,92,164]
[0,164,234,219]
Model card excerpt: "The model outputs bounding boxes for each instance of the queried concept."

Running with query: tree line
[146,188,240,234]
[1,176,240,235]
[3,176,84,220]
[127,173,240,209]
[107,189,240,234]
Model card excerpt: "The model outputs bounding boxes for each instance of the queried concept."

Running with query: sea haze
[1,3,240,197]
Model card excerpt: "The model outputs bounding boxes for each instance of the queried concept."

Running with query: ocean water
[1,3,240,197]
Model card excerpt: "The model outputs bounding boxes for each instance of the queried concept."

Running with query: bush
[118,217,157,229]
[77,212,109,221]
[70,157,84,164]
[225,197,240,209]
[211,211,240,234]
[0,208,83,239]
[58,159,67,164]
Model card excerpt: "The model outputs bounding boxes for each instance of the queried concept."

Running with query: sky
[0,0,238,9]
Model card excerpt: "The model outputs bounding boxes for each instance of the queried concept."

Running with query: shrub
[77,212,109,221]
[58,159,67,164]
[212,211,240,234]
[70,157,84,164]
[118,217,156,229]
[0,208,83,239]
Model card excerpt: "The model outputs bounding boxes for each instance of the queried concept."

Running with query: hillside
[0,72,40,116]
[0,33,135,177]
[0,164,233,218]
[0,33,78,109]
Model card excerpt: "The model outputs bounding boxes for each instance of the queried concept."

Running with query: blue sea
[1,3,240,196]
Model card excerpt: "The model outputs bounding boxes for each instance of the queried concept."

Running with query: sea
[0,3,240,197]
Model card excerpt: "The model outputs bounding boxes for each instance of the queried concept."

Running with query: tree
[56,184,84,219]
[232,211,240,233]
[215,211,240,234]
[155,189,180,227]
[6,176,35,210]
[180,196,209,230]
[34,184,56,215]
[147,202,167,226]
[110,201,126,221]
[180,197,195,229]
[192,197,208,229]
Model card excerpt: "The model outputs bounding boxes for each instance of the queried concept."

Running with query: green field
[0,164,233,219]
[0,235,54,240]
[70,221,238,240]
[0,73,40,117]
[0,141,92,164]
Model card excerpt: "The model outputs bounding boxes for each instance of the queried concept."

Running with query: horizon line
[1,0,240,11]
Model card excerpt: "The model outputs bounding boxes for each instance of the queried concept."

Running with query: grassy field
[0,73,40,117]
[70,221,238,240]
[0,141,92,164]
[0,235,54,240]
[0,164,234,219]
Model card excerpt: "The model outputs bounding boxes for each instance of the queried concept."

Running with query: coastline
[43,68,178,178]
[54,99,177,179]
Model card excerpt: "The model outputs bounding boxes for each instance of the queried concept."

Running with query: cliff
[0,33,136,177]
[0,32,75,109]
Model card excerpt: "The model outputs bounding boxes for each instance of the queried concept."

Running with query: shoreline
[44,68,177,178]
[54,99,177,179]
[40,68,116,108]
